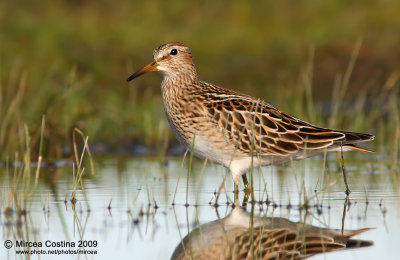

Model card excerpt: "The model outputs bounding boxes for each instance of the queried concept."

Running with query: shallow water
[0,153,399,259]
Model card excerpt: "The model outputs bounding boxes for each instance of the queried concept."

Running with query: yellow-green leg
[234,183,239,201]
[242,192,249,207]
[242,175,251,195]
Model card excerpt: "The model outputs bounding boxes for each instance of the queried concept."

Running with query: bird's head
[127,42,197,82]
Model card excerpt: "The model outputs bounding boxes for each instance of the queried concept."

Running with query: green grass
[1,120,46,219]
[71,128,94,205]
[0,121,95,243]
[0,0,399,160]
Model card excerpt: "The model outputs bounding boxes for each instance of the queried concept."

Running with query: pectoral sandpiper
[127,42,374,195]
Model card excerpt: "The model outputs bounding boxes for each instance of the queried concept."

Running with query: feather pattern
[185,80,373,159]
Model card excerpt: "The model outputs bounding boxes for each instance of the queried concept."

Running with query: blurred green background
[1,0,399,158]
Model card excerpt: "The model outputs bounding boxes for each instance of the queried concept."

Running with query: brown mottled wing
[203,96,372,156]
[232,228,346,259]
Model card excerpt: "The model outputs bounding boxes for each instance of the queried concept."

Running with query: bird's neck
[161,72,199,98]
[160,73,200,122]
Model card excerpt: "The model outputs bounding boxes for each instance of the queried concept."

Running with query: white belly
[191,135,234,167]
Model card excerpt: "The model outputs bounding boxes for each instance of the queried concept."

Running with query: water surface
[0,153,399,259]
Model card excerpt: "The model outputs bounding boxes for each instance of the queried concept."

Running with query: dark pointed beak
[126,59,158,82]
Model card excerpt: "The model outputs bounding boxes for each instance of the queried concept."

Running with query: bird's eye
[170,49,178,55]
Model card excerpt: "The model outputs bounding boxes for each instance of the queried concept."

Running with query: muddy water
[0,153,399,259]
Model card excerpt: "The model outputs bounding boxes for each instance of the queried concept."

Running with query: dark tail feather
[343,131,374,143]
[342,228,374,248]
[332,131,374,153]
[346,239,374,248]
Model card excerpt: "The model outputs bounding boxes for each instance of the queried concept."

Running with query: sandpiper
[127,42,374,195]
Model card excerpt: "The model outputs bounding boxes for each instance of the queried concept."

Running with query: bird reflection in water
[171,198,372,259]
